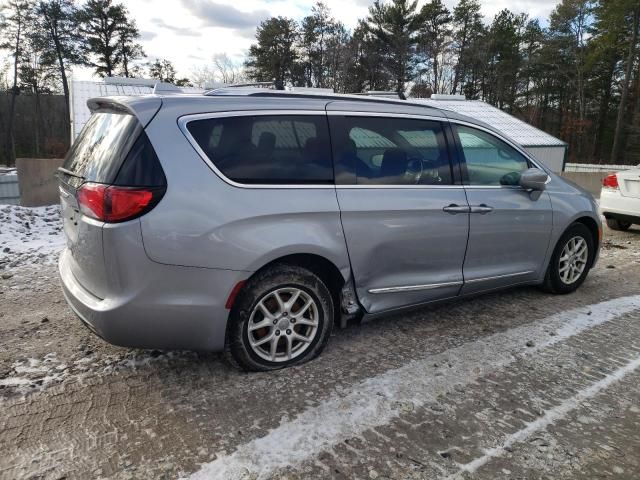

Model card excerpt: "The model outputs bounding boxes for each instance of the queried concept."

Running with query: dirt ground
[1,216,640,480]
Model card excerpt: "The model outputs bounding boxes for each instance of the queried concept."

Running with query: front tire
[542,223,594,294]
[225,264,334,371]
[606,217,632,231]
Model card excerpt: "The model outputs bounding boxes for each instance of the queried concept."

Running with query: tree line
[1,0,639,167]
[245,0,640,166]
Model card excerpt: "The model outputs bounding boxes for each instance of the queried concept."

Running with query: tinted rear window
[63,112,141,182]
[114,131,166,187]
[329,116,452,185]
[186,115,333,184]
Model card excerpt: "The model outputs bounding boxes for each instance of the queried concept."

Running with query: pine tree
[365,0,422,94]
[451,0,485,95]
[245,17,299,87]
[610,0,640,163]
[148,58,177,83]
[300,2,349,90]
[418,0,453,94]
[78,0,142,78]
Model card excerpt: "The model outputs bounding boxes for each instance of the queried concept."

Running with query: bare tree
[35,0,84,138]
[190,64,215,88]
[213,53,244,84]
[0,0,32,166]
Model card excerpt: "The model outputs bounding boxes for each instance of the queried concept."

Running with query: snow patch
[0,350,199,397]
[186,295,640,480]
[0,354,67,391]
[0,204,64,270]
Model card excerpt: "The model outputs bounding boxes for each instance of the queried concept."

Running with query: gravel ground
[1,206,640,480]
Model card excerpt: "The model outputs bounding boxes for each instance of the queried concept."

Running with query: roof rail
[201,88,425,108]
[204,82,337,96]
[221,81,275,89]
[354,90,407,100]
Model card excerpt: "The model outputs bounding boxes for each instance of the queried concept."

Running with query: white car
[600,167,640,230]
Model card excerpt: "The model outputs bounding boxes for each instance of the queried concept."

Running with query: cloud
[151,18,203,37]
[140,30,158,41]
[179,0,270,30]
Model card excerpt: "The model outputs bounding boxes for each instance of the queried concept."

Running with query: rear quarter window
[185,115,333,185]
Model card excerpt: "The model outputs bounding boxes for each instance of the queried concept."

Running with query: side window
[455,125,529,186]
[186,115,333,184]
[329,116,452,185]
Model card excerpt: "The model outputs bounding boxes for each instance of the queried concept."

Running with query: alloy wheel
[558,236,588,285]
[247,287,319,362]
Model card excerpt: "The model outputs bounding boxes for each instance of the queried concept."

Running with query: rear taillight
[77,182,164,223]
[602,174,619,189]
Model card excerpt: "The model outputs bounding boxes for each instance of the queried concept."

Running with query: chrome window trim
[178,109,549,190]
[336,184,464,190]
[178,110,335,190]
[368,280,463,294]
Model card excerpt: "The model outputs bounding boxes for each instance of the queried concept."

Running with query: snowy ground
[0,204,64,272]
[1,205,640,479]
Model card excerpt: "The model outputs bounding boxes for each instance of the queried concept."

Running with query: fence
[565,163,636,173]
[0,93,69,167]
[0,170,20,205]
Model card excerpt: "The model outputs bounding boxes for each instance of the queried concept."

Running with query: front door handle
[469,204,494,214]
[443,204,471,214]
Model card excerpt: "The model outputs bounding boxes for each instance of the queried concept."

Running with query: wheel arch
[232,253,349,323]
[572,215,600,267]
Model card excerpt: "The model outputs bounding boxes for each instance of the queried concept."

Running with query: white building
[413,95,567,173]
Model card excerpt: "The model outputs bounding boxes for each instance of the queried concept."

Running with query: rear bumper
[59,248,247,352]
[599,189,640,223]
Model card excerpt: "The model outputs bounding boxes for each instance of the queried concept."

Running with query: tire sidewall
[548,223,594,294]
[227,266,334,371]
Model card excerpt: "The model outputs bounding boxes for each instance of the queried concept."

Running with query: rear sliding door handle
[443,204,471,214]
[469,204,494,214]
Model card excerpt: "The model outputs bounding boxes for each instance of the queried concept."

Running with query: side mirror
[519,168,550,200]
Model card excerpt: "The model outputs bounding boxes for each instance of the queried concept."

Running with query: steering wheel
[404,157,423,184]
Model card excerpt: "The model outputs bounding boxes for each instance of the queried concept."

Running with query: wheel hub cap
[277,318,290,330]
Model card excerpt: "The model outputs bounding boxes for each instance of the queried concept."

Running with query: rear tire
[225,264,334,371]
[541,223,594,294]
[606,217,632,231]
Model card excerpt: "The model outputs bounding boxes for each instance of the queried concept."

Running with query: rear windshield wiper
[57,167,84,179]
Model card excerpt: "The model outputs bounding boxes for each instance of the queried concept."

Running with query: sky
[23,0,564,81]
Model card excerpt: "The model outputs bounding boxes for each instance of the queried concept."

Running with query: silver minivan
[58,90,601,371]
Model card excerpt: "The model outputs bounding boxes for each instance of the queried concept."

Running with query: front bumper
[59,248,247,352]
